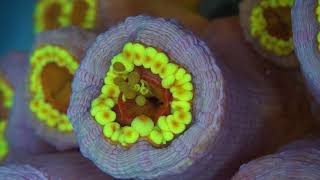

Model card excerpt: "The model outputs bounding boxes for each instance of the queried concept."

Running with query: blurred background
[0,0,241,57]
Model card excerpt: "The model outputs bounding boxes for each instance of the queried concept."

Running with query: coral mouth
[41,63,73,114]
[44,3,61,30]
[114,67,172,126]
[264,7,292,41]
[71,0,89,26]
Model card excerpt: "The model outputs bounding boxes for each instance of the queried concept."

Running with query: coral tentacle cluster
[240,0,298,68]
[90,42,194,147]
[27,27,96,150]
[249,0,294,56]
[69,15,224,179]
[0,77,13,161]
[34,0,97,33]
[29,45,77,132]
[232,139,320,179]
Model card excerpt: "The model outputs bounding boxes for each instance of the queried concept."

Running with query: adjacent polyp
[28,27,96,150]
[0,76,13,161]
[232,138,320,179]
[292,0,320,105]
[34,0,97,33]
[240,0,298,68]
[0,53,55,162]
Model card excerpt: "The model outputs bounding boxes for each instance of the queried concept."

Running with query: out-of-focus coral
[240,0,298,68]
[232,138,320,179]
[27,27,96,150]
[0,76,13,162]
[0,152,114,179]
[0,53,55,162]
[292,0,320,119]
[33,0,207,35]
[34,0,97,33]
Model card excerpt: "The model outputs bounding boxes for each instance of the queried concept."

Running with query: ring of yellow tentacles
[34,0,97,33]
[0,77,13,160]
[90,42,194,147]
[29,45,78,133]
[249,0,294,56]
[316,1,320,50]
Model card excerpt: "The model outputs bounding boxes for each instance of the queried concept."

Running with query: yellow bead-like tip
[176,73,192,86]
[111,129,121,142]
[91,96,115,108]
[157,116,170,131]
[101,85,120,98]
[171,101,191,112]
[162,131,174,142]
[173,111,192,125]
[159,63,178,79]
[182,82,193,91]
[149,128,163,145]
[90,106,105,117]
[122,126,139,144]
[162,75,175,89]
[143,47,157,68]
[167,115,186,134]
[151,52,169,74]
[154,52,169,64]
[131,115,154,137]
[123,42,134,61]
[95,109,116,125]
[133,43,146,66]
[175,68,187,81]
[172,90,193,101]
[103,122,120,138]
[111,54,134,73]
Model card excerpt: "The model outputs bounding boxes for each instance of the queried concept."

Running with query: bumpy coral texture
[69,16,223,179]
[292,0,320,103]
[0,53,54,162]
[0,152,114,179]
[0,165,48,179]
[232,139,320,179]
[28,27,96,150]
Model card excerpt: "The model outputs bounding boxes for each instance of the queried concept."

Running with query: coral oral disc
[91,42,194,147]
[29,45,78,133]
[249,0,294,56]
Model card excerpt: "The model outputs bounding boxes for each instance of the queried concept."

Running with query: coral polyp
[240,0,298,68]
[34,0,97,33]
[249,0,293,56]
[29,45,77,133]
[0,77,13,161]
[90,42,193,147]
[292,0,320,120]
[27,27,96,150]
